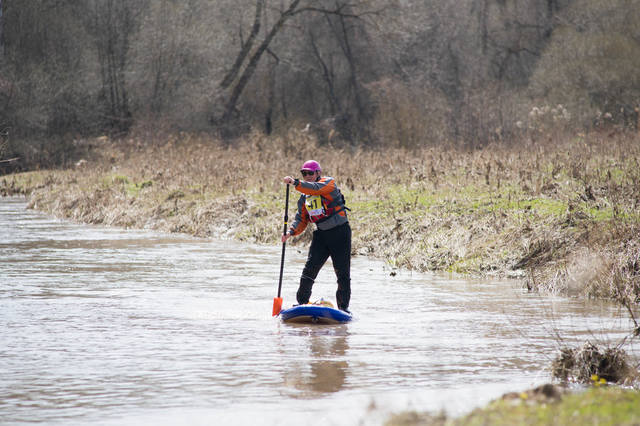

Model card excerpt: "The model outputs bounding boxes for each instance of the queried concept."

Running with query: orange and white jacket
[289,176,349,235]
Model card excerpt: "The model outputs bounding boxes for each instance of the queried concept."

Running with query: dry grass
[551,342,636,385]
[2,129,640,304]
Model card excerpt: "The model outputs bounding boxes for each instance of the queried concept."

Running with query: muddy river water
[1,196,637,425]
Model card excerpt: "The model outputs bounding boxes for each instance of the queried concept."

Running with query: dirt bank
[2,131,639,302]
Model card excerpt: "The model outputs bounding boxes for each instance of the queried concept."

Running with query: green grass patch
[110,174,130,185]
[585,204,615,221]
[447,255,480,274]
[125,180,152,197]
[602,166,628,185]
[429,185,568,219]
[386,388,640,426]
[101,175,154,197]
[1,170,62,194]
[455,388,640,426]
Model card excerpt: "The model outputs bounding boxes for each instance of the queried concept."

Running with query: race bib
[305,195,326,218]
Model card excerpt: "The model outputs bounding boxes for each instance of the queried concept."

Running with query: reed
[2,129,639,305]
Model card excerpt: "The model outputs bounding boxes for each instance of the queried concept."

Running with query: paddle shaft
[276,184,290,298]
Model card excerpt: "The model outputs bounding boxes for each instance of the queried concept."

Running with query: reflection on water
[309,334,349,394]
[1,196,638,425]
[283,325,350,396]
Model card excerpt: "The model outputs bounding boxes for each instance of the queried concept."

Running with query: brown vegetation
[552,342,637,385]
[2,129,639,309]
[2,0,639,167]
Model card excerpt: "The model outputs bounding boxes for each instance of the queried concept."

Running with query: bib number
[305,195,326,218]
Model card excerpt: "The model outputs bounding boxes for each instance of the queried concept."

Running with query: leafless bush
[552,342,636,384]
[1,0,638,163]
[368,79,451,148]
[530,0,640,130]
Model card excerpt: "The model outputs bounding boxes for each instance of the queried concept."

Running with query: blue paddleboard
[279,305,352,324]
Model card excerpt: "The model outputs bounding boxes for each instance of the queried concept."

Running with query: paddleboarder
[282,160,351,313]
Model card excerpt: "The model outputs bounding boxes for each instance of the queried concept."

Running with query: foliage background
[1,0,639,168]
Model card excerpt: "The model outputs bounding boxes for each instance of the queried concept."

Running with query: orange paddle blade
[272,297,283,316]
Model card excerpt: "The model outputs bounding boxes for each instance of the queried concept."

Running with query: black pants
[297,223,351,310]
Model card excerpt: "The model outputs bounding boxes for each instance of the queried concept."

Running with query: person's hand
[281,233,291,243]
[283,176,294,185]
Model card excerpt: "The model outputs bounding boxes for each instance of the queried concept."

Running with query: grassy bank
[386,386,640,426]
[2,131,639,302]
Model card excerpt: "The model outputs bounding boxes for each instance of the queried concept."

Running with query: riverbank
[2,131,639,302]
[386,385,640,425]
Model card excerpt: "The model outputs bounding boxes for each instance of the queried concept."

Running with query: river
[0,196,636,425]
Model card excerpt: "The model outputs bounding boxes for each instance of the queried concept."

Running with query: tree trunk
[87,0,134,133]
[219,0,264,90]
[219,0,302,127]
[222,0,301,122]
[309,29,338,115]
[0,0,4,62]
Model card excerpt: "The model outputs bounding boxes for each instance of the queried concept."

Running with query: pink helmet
[300,160,321,172]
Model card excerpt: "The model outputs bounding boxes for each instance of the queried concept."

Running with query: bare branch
[292,2,389,22]
[219,0,264,89]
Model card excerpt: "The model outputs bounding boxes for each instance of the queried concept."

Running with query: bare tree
[82,0,146,133]
[5,0,637,161]
[530,0,640,128]
[324,2,371,134]
[213,0,303,135]
[0,0,4,62]
[132,0,214,127]
[212,0,384,138]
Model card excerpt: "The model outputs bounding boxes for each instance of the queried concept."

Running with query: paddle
[272,183,290,316]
